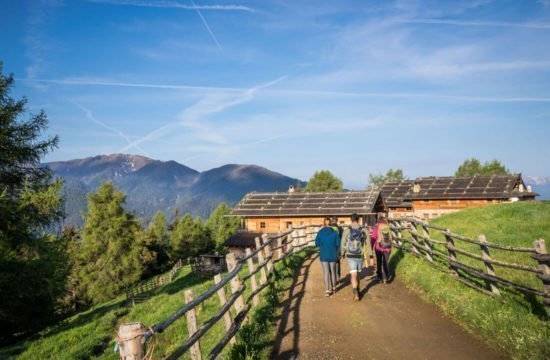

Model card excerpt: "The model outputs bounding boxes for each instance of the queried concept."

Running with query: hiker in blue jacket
[315,217,341,296]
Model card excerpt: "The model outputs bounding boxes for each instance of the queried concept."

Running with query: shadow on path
[271,251,318,360]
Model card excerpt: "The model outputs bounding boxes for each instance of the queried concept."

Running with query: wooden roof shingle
[404,174,538,200]
[379,179,415,209]
[230,190,384,217]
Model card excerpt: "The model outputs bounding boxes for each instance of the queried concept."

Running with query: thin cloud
[190,0,223,51]
[87,0,254,12]
[118,75,288,152]
[400,18,550,29]
[20,77,550,103]
[18,77,242,92]
[73,102,151,156]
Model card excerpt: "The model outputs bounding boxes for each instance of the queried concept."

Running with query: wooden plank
[262,233,274,273]
[445,230,459,276]
[225,253,246,313]
[276,233,284,259]
[245,248,259,306]
[213,274,236,345]
[255,237,268,284]
[534,239,550,306]
[479,234,500,295]
[184,289,202,360]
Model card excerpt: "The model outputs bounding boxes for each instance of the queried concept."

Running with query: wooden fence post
[255,237,268,284]
[213,274,236,345]
[245,248,259,306]
[420,225,433,263]
[408,223,422,257]
[118,322,146,360]
[393,220,404,247]
[262,233,274,273]
[225,253,245,313]
[479,234,500,295]
[276,233,284,259]
[534,239,550,307]
[184,290,202,360]
[444,229,459,276]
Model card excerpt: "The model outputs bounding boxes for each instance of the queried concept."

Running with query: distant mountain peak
[46,154,301,227]
[525,175,550,186]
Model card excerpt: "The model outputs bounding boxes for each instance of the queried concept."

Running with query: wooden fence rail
[389,217,550,306]
[125,259,184,306]
[117,225,321,359]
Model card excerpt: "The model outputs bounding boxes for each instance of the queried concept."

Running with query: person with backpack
[331,217,343,282]
[371,213,392,283]
[341,213,372,301]
[315,217,341,296]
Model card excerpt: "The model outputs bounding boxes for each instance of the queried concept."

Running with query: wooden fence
[389,217,549,306]
[125,259,184,306]
[116,224,321,359]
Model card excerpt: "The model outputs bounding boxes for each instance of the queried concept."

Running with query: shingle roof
[379,179,415,209]
[404,174,538,200]
[230,190,384,217]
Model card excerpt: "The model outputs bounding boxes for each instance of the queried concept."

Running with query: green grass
[228,249,310,359]
[0,251,310,359]
[391,201,550,360]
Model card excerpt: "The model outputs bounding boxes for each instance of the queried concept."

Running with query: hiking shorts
[347,257,363,273]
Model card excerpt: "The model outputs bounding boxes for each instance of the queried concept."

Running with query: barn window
[286,221,292,229]
[487,199,493,203]
[260,222,266,229]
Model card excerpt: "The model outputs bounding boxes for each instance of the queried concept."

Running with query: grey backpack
[346,227,365,255]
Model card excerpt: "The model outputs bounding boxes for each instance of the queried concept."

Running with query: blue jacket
[315,226,340,262]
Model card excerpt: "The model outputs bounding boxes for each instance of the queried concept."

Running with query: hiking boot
[325,290,331,297]
[353,288,359,301]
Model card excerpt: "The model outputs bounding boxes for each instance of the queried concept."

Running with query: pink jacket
[371,221,392,253]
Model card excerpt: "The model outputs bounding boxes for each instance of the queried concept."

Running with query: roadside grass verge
[391,201,550,360]
[0,250,310,359]
[228,249,310,359]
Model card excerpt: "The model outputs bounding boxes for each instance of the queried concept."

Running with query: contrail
[190,0,223,51]
[399,18,550,29]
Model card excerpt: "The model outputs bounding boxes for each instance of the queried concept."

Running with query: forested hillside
[47,154,302,227]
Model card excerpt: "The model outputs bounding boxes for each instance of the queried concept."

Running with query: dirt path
[272,252,505,359]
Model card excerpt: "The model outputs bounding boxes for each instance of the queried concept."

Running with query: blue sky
[1,0,550,188]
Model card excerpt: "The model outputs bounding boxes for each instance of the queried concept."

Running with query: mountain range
[47,154,302,227]
[524,176,550,201]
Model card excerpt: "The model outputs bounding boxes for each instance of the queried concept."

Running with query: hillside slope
[393,201,550,360]
[0,252,309,359]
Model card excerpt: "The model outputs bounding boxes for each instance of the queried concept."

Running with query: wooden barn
[380,179,415,218]
[229,189,386,234]
[382,174,538,220]
[223,231,265,259]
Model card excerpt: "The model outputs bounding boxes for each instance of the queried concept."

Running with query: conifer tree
[0,64,67,340]
[142,210,170,275]
[205,203,241,254]
[77,181,143,304]
[304,170,343,192]
[455,158,509,176]
[170,213,214,259]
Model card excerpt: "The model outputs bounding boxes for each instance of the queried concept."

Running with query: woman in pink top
[371,214,392,283]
